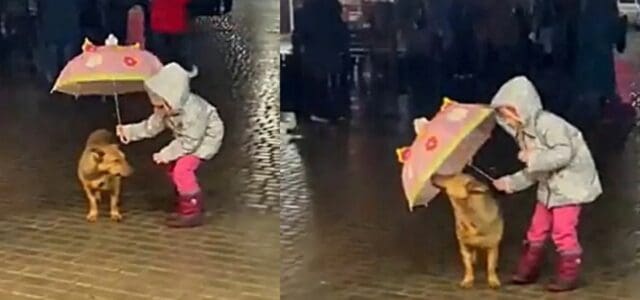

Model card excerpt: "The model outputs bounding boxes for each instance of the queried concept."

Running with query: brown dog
[432,173,504,289]
[78,129,133,222]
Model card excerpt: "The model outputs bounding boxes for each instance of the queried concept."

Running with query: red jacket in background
[150,0,191,34]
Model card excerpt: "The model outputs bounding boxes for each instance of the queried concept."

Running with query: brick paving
[0,0,278,299]
[280,35,640,300]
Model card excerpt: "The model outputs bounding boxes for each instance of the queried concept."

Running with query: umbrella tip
[440,97,457,111]
[105,34,119,46]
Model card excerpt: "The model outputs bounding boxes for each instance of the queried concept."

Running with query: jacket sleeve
[121,112,166,142]
[505,170,537,192]
[155,110,208,163]
[526,124,573,173]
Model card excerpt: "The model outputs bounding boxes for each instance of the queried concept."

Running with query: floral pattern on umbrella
[424,136,438,151]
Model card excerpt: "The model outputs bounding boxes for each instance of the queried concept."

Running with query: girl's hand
[153,153,169,165]
[115,125,129,144]
[152,153,165,164]
[493,178,513,194]
[518,150,531,164]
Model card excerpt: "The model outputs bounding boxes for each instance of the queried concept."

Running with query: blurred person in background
[80,0,108,43]
[150,0,196,72]
[567,0,621,132]
[1,0,37,74]
[36,0,81,84]
[104,0,139,42]
[293,0,349,123]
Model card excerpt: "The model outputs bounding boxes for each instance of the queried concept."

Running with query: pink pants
[526,202,582,255]
[165,155,202,196]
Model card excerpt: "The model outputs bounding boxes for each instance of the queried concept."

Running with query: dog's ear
[431,174,453,188]
[90,148,106,162]
[466,180,489,193]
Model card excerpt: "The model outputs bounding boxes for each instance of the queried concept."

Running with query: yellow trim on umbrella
[56,74,146,86]
[52,74,148,94]
[407,107,493,206]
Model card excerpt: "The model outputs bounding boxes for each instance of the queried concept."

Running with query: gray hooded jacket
[491,76,601,208]
[121,63,224,162]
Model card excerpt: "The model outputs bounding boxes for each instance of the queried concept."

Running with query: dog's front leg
[487,246,501,289]
[459,243,475,288]
[109,178,123,222]
[83,185,100,222]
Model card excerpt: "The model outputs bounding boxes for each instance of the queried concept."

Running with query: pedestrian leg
[41,43,58,84]
[301,68,317,121]
[151,33,169,64]
[222,0,233,14]
[175,33,194,71]
[338,67,351,120]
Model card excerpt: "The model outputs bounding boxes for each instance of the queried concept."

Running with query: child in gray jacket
[491,76,601,292]
[117,63,224,228]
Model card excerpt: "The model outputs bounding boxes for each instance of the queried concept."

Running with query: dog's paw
[459,278,474,289]
[86,211,98,222]
[110,211,123,222]
[488,277,501,289]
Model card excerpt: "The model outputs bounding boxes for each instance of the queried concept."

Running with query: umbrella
[396,98,495,211]
[51,34,163,124]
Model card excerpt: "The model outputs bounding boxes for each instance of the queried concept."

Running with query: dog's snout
[119,161,134,177]
[123,165,134,176]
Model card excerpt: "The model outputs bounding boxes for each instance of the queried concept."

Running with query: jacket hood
[490,76,543,129]
[144,63,198,110]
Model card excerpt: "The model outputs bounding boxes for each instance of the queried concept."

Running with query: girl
[491,76,601,292]
[116,63,224,228]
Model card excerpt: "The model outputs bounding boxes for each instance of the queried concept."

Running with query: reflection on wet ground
[281,37,640,300]
[0,0,279,299]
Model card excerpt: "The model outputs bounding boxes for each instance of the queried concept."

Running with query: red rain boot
[168,190,205,218]
[547,253,581,292]
[511,241,545,284]
[166,193,204,228]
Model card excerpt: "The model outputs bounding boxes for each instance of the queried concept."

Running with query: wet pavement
[281,35,640,299]
[0,1,278,299]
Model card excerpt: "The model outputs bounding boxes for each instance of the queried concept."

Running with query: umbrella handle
[467,163,495,182]
[113,94,122,125]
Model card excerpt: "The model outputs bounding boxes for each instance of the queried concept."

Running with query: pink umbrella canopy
[52,35,162,97]
[396,99,495,211]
